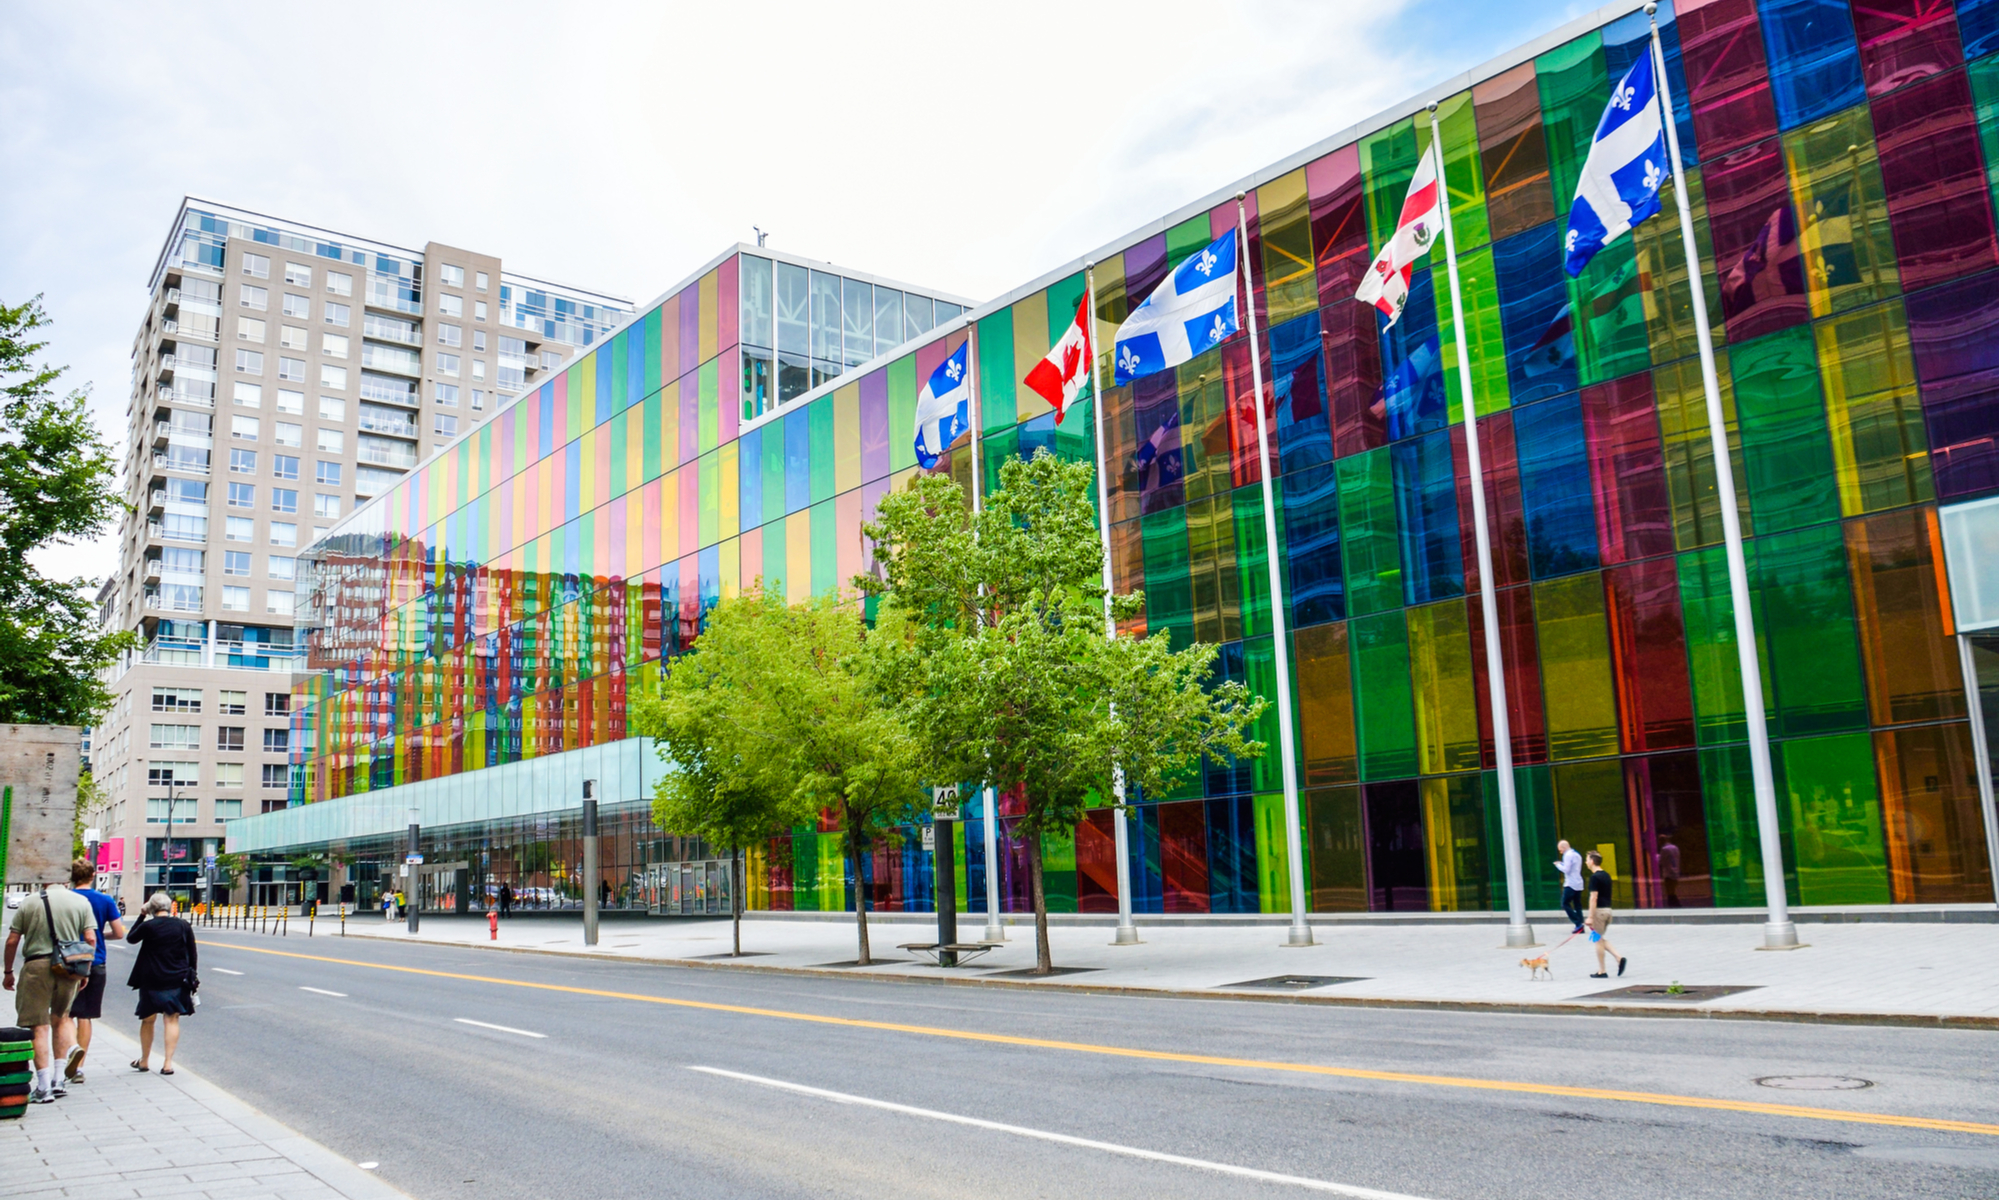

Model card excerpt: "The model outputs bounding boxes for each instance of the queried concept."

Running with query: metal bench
[896,941,1003,967]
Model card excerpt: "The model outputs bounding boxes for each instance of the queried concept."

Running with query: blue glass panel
[738,426,763,530]
[1132,370,1186,514]
[1604,0,1700,164]
[658,565,681,656]
[1017,410,1058,462]
[536,382,555,457]
[783,406,811,515]
[1511,392,1602,578]
[1757,0,1866,127]
[1390,428,1466,605]
[626,329,645,410]
[1205,642,1255,796]
[697,544,721,629]
[1205,795,1258,914]
[1270,309,1332,474]
[1130,803,1165,914]
[563,440,582,522]
[1378,268,1448,441]
[1961,0,1998,58]
[1280,462,1345,626]
[1493,222,1578,404]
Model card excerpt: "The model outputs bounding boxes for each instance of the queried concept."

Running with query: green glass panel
[1336,447,1401,616]
[1407,599,1480,775]
[1052,398,1093,464]
[1252,791,1292,913]
[887,357,918,473]
[761,518,787,598]
[697,451,718,548]
[1568,236,1651,386]
[1780,732,1890,904]
[1140,507,1192,651]
[1536,31,1608,229]
[976,313,1016,433]
[1551,758,1634,907]
[1361,117,1422,251]
[1178,349,1229,500]
[1045,272,1087,343]
[810,499,837,597]
[1757,522,1867,737]
[565,364,584,441]
[1244,635,1282,793]
[982,427,1018,498]
[1815,302,1934,517]
[1434,243,1511,420]
[1164,214,1212,265]
[1783,106,1901,319]
[1421,773,1489,911]
[698,359,719,454]
[1185,493,1238,644]
[1436,91,1491,251]
[808,396,835,504]
[1700,742,1799,908]
[1726,325,1840,532]
[1351,610,1419,780]
[1484,766,1559,910]
[1678,542,1776,746]
[1039,828,1077,914]
[1654,353,1753,550]
[761,421,786,522]
[1234,484,1275,640]
[1534,572,1620,760]
[641,394,662,482]
[818,832,844,912]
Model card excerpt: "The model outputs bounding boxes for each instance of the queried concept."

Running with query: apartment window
[269,522,297,547]
[216,726,245,752]
[264,693,290,716]
[315,460,342,485]
[276,389,304,415]
[214,798,243,821]
[240,253,269,279]
[266,589,294,615]
[541,350,562,369]
[229,449,256,474]
[471,359,486,382]
[149,723,200,750]
[324,301,351,327]
[437,352,459,376]
[221,584,249,611]
[235,349,264,374]
[233,382,262,408]
[238,284,267,310]
[276,325,305,351]
[223,550,250,576]
[236,316,265,342]
[434,382,459,407]
[225,516,254,542]
[434,413,458,436]
[277,357,304,383]
[472,330,487,352]
[145,799,197,825]
[151,687,201,714]
[322,333,349,359]
[227,482,254,508]
[146,762,195,787]
[214,763,244,790]
[231,415,259,440]
[271,488,297,514]
[273,454,299,479]
[318,397,346,422]
[470,389,486,411]
[267,555,295,580]
[319,364,347,391]
[274,422,302,447]
[474,301,488,322]
[316,429,345,454]
[438,323,462,347]
[325,271,352,297]
[313,494,340,518]
[261,764,288,789]
[439,264,465,288]
[163,478,207,504]
[263,728,290,753]
[438,294,463,317]
[284,262,312,287]
[282,294,310,319]
[219,690,246,715]
[474,271,489,292]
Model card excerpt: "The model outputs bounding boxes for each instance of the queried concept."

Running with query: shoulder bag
[41,893,95,979]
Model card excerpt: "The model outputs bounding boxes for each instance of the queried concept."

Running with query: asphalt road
[89,929,1997,1200]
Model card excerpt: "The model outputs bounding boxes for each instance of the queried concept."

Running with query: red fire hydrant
[488,909,499,940]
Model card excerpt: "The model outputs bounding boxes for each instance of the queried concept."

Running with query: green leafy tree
[0,297,135,724]
[632,588,924,964]
[864,450,1264,973]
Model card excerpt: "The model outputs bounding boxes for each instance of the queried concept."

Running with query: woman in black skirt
[126,893,197,1074]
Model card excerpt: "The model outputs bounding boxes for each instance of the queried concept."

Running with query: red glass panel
[1468,584,1548,767]
[1111,517,1146,639]
[1222,337,1278,488]
[1320,301,1385,458]
[1474,62,1558,240]
[1076,809,1120,913]
[1871,69,2000,291]
[1308,144,1371,308]
[1581,373,1676,564]
[1452,411,1529,592]
[1158,799,1211,913]
[1605,557,1697,752]
[1852,0,1963,96]
[1677,0,1781,157]
[1705,138,1809,341]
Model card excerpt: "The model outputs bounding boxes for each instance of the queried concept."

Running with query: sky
[0,0,1599,587]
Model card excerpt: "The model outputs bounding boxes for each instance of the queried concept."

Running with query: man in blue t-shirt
[66,858,126,1085]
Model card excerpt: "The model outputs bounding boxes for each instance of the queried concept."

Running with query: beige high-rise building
[85,198,628,909]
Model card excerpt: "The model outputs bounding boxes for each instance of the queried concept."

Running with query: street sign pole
[582,779,599,948]
[933,785,960,966]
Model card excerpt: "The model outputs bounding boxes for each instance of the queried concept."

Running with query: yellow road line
[209,940,1998,1137]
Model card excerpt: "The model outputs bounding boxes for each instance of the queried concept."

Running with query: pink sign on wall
[95,838,125,873]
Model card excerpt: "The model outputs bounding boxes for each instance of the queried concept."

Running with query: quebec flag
[1563,49,1668,278]
[1113,231,1239,386]
[912,341,972,470]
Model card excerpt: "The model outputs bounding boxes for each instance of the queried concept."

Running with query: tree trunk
[732,845,742,957]
[848,815,871,966]
[1029,832,1052,974]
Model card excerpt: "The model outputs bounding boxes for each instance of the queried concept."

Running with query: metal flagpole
[1084,263,1142,947]
[1648,4,1798,949]
[1425,112,1536,949]
[1232,195,1313,948]
[962,318,1007,942]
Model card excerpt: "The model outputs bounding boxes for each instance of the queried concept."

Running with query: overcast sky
[2,0,1593,584]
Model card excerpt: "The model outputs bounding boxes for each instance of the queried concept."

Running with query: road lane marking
[454,1018,546,1039]
[213,968,245,976]
[690,1065,1432,1197]
[204,941,1999,1137]
[299,986,347,997]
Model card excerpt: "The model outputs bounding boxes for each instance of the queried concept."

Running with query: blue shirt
[75,887,120,967]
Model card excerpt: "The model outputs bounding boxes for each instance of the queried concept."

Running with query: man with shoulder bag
[2,874,97,1103]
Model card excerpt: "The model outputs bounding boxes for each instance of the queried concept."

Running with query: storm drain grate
[1222,975,1370,991]
[1579,984,1762,1003]
[1756,1075,1874,1090]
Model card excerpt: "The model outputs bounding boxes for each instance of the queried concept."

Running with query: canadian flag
[1023,295,1093,423]
[1354,142,1444,328]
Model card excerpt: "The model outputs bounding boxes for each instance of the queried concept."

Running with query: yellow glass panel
[834,382,861,493]
[719,441,739,538]
[719,534,740,600]
[1535,572,1621,760]
[1256,168,1315,325]
[1407,599,1480,775]
[1091,253,1126,385]
[1814,302,1934,516]
[1011,293,1050,424]
[786,510,812,604]
[1783,108,1900,319]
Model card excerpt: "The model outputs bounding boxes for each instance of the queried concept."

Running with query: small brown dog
[1520,954,1552,980]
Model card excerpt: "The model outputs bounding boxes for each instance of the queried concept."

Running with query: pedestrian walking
[498,882,513,917]
[1584,851,1626,979]
[1,872,97,1102]
[66,858,127,1086]
[126,893,198,1075]
[1554,840,1585,934]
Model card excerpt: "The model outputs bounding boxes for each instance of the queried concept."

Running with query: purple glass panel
[1678,0,1781,156]
[1706,138,1809,341]
[1123,234,1169,314]
[1854,0,1964,95]
[1581,374,1677,564]
[677,283,700,380]
[678,368,698,466]
[1624,752,1716,907]
[1906,272,1999,496]
[1871,68,2000,290]
[858,368,889,481]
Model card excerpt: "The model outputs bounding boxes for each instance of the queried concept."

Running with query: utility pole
[582,779,599,947]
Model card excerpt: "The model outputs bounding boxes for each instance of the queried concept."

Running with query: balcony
[143,560,162,582]
[358,441,418,469]
[358,410,418,438]
[359,344,422,377]
[146,488,166,515]
[151,419,171,448]
[162,287,181,317]
[156,385,213,408]
[156,354,177,384]
[364,290,423,317]
[361,316,422,347]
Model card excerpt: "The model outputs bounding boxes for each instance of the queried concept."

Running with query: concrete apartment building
[84,198,628,909]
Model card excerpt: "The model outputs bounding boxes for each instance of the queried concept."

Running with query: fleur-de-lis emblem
[1118,344,1141,375]
[1207,315,1228,344]
[1642,159,1663,191]
[945,358,963,382]
[1612,82,1635,111]
[1565,229,1579,254]
[1194,247,1218,276]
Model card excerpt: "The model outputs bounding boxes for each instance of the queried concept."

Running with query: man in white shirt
[1554,840,1585,934]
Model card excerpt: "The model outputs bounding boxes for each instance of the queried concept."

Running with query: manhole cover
[1578,984,1762,1003]
[1755,1075,1874,1091]
[1222,975,1369,991]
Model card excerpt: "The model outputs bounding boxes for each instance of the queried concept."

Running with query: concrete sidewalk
[1,1024,406,1200]
[307,908,2000,1026]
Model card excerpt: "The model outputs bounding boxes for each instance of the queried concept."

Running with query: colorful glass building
[232,0,1999,919]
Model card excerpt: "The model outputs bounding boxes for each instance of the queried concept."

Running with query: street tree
[0,296,135,724]
[864,450,1264,973]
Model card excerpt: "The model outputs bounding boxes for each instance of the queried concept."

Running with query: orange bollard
[488,909,498,940]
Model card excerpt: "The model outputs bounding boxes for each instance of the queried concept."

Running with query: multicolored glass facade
[271,0,1999,916]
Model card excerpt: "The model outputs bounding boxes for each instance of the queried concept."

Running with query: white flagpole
[1085,264,1142,947]
[1233,195,1314,948]
[962,318,1007,943]
[1647,3,1798,949]
[1426,110,1535,949]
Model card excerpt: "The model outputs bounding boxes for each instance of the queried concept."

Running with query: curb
[248,929,1998,1032]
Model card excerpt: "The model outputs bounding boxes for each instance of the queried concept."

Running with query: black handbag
[41,893,94,980]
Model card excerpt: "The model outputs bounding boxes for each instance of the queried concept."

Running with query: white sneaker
[29,1087,55,1104]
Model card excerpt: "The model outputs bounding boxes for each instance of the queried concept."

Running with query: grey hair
[143,892,174,916]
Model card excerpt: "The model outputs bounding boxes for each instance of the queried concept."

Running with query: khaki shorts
[1589,907,1614,934]
[13,958,80,1027]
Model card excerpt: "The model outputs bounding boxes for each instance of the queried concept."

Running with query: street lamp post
[582,779,599,947]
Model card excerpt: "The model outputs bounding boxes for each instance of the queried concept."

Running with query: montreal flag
[1113,230,1240,387]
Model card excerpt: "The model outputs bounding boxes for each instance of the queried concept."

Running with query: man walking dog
[1584,850,1626,979]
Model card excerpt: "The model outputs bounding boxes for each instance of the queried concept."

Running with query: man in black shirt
[1584,851,1626,978]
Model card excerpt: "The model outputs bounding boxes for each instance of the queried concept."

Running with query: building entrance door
[644,859,734,915]
[413,861,470,913]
